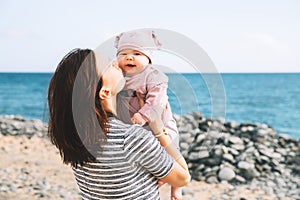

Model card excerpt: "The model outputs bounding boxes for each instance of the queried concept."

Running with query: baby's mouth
[126,64,136,67]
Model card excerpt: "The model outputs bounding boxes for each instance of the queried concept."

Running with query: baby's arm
[141,84,167,118]
[131,83,168,125]
[131,68,168,125]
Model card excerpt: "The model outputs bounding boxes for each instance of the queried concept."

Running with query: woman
[48,48,190,200]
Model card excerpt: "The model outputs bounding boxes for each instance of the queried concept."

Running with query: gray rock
[180,142,190,150]
[238,161,259,180]
[229,136,243,144]
[218,167,235,181]
[204,158,222,166]
[206,175,219,184]
[235,175,246,183]
[231,143,245,151]
[213,148,223,157]
[228,147,239,156]
[188,151,209,161]
[223,153,234,163]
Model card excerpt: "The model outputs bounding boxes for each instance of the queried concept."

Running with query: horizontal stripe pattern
[73,117,174,200]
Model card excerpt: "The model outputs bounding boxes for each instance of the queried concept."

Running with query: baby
[115,29,182,200]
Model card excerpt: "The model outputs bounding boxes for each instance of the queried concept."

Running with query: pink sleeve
[138,70,168,122]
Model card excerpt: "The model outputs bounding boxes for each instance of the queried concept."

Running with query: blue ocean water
[0,73,299,139]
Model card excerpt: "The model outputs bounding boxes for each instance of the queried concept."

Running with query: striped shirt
[72,117,174,200]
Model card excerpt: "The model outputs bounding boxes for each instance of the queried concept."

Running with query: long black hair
[48,49,109,167]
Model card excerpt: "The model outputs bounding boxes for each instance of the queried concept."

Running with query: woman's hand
[131,112,147,126]
[148,107,164,135]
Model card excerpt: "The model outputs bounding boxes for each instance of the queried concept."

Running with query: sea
[0,72,299,139]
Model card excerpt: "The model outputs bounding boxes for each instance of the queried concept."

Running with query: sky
[0,0,299,73]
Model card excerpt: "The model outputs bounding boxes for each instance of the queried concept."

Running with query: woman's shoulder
[108,117,132,132]
[109,117,150,136]
[122,124,156,151]
[109,118,154,149]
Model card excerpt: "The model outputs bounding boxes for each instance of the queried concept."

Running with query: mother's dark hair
[48,49,109,167]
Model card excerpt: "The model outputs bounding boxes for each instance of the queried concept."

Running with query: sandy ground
[0,134,281,200]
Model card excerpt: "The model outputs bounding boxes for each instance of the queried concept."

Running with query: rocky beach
[0,113,299,200]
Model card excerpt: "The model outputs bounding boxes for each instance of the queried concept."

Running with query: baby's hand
[131,112,148,126]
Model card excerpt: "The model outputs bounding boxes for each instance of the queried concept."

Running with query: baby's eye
[118,53,126,57]
[134,53,142,56]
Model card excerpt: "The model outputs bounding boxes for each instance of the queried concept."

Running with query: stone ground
[0,134,288,200]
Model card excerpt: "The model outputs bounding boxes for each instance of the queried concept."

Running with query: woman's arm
[149,114,191,187]
[136,90,191,187]
[157,132,190,187]
[124,123,190,188]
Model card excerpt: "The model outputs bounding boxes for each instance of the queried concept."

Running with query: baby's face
[117,49,149,76]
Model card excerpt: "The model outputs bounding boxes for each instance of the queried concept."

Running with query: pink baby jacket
[117,65,179,144]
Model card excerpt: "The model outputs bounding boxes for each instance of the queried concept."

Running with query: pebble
[218,167,235,181]
[1,113,300,199]
[176,112,300,199]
